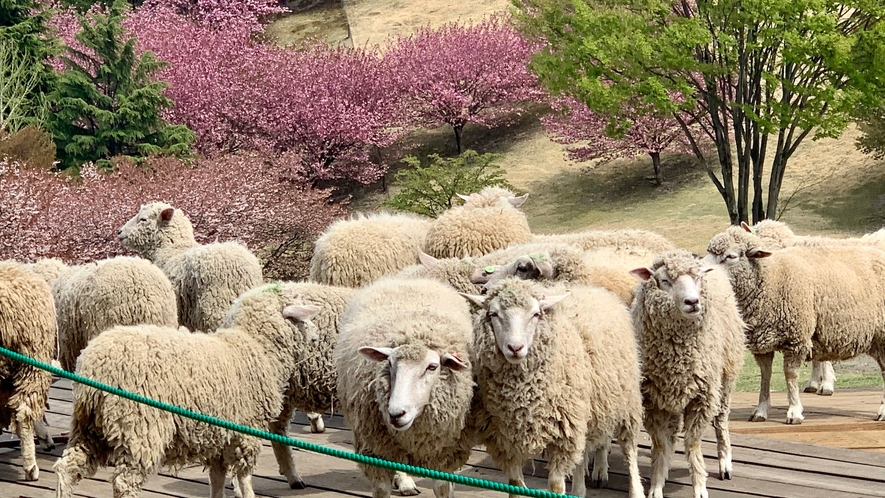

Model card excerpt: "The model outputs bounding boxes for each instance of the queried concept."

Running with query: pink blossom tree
[542,96,704,185]
[0,153,345,279]
[384,15,546,154]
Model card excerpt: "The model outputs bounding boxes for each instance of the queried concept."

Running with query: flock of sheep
[2,186,885,498]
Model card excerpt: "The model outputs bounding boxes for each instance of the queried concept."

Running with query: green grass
[735,350,883,392]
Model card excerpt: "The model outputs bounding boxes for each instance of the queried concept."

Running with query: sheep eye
[487,310,499,318]
[725,254,737,260]
[532,311,541,319]
[138,217,147,222]
[426,363,439,372]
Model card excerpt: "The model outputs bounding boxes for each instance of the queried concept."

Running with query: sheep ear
[539,293,569,311]
[740,221,753,233]
[532,258,555,279]
[458,292,487,307]
[359,346,394,362]
[160,207,174,222]
[418,251,438,269]
[442,352,469,371]
[747,248,773,259]
[455,193,471,202]
[508,193,528,208]
[629,268,654,281]
[282,304,320,321]
[470,266,496,284]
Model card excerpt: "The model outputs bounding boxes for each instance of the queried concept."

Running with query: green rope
[0,346,578,497]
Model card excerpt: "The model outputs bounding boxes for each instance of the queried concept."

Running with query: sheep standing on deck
[336,277,476,498]
[0,263,57,481]
[118,202,263,332]
[423,187,532,259]
[53,256,178,371]
[706,227,885,424]
[54,283,321,498]
[631,250,745,498]
[463,279,643,498]
[310,212,432,288]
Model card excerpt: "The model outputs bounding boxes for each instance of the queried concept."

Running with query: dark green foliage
[0,0,60,127]
[47,0,194,169]
[59,0,144,12]
[385,150,516,217]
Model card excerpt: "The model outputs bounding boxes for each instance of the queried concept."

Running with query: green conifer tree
[48,0,194,169]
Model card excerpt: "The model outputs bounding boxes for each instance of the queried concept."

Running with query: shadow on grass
[790,166,885,234]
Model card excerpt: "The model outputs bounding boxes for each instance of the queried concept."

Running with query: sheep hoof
[41,440,56,451]
[818,387,834,396]
[721,470,731,480]
[785,416,803,425]
[803,385,818,393]
[591,477,608,489]
[309,418,325,434]
[24,464,39,481]
[394,473,420,496]
[396,484,420,496]
[748,413,767,422]
[288,476,306,489]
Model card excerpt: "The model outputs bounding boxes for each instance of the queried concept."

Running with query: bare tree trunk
[650,152,663,185]
[453,124,463,155]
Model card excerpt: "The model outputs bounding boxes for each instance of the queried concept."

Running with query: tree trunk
[766,150,788,221]
[453,124,463,155]
[650,152,663,185]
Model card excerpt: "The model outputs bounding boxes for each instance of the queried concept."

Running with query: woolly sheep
[336,277,475,498]
[532,228,675,254]
[0,263,56,481]
[23,258,70,287]
[118,202,264,332]
[395,252,484,294]
[705,227,885,424]
[53,283,321,498]
[462,279,643,498]
[743,220,885,396]
[53,256,178,371]
[630,250,746,498]
[423,186,532,259]
[310,212,432,288]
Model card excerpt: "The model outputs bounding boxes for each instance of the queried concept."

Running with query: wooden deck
[4,379,885,497]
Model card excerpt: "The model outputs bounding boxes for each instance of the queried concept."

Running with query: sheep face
[118,202,184,255]
[631,257,713,317]
[358,344,468,431]
[472,254,555,294]
[704,227,773,270]
[281,303,321,343]
[464,280,569,363]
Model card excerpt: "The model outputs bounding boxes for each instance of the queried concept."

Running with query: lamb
[462,279,643,498]
[0,263,57,481]
[310,212,432,288]
[705,226,885,424]
[423,186,532,259]
[118,202,264,332]
[532,227,675,254]
[53,256,179,372]
[53,282,321,498]
[630,250,746,498]
[336,276,476,498]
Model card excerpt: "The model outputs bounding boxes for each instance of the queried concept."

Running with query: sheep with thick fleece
[118,202,263,332]
[705,227,885,424]
[532,228,675,254]
[423,187,532,259]
[630,250,745,498]
[54,283,320,498]
[0,263,56,481]
[23,258,70,286]
[463,279,643,498]
[336,277,475,498]
[395,252,484,294]
[471,242,653,304]
[310,212,432,288]
[53,256,178,371]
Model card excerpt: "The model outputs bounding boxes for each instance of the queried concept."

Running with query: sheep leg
[208,459,226,498]
[432,479,455,498]
[783,352,805,424]
[589,437,610,489]
[393,471,420,496]
[15,419,39,480]
[645,414,673,498]
[749,352,774,422]
[819,361,836,396]
[572,447,589,497]
[804,360,822,393]
[502,460,526,498]
[616,432,644,498]
[234,472,256,498]
[546,440,585,496]
[111,464,149,498]
[683,406,710,498]
[34,415,55,451]
[371,476,394,498]
[871,350,885,421]
[269,418,306,489]
[307,412,326,433]
[714,376,735,480]
[54,442,99,498]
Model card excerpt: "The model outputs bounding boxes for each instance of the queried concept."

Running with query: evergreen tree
[48,0,194,169]
[0,0,59,129]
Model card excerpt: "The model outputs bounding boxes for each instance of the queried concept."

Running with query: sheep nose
[117,229,122,235]
[684,297,699,306]
[388,409,406,421]
[507,343,524,354]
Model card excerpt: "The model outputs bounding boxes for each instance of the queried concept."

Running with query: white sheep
[53,256,178,371]
[336,276,476,498]
[0,263,56,481]
[118,202,264,332]
[532,228,674,254]
[462,279,643,498]
[706,226,885,424]
[310,212,432,288]
[53,283,320,498]
[630,250,746,498]
[423,187,532,259]
[23,258,70,287]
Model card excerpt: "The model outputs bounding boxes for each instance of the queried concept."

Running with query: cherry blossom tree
[542,96,704,185]
[384,15,546,154]
[0,153,345,279]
